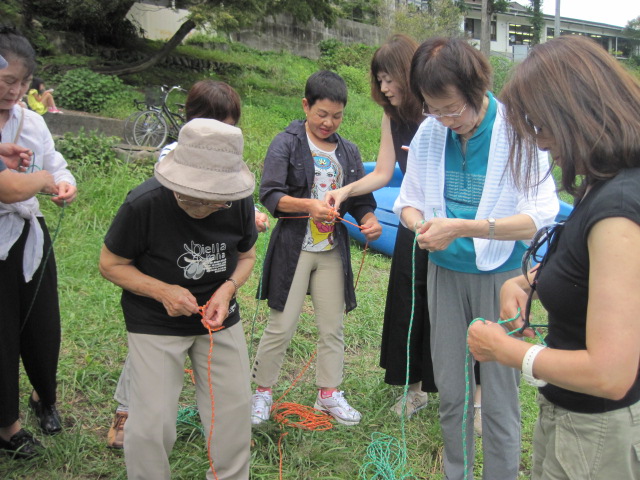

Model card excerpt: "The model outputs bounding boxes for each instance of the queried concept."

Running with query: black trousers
[0,217,60,427]
[379,223,437,392]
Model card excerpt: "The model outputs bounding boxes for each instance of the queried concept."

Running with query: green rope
[359,232,418,479]
[20,198,66,333]
[248,218,269,361]
[463,310,543,477]
[176,404,204,435]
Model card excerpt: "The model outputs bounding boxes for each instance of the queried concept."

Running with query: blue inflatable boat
[343,162,573,256]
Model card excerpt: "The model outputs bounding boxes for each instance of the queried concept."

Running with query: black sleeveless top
[390,118,420,175]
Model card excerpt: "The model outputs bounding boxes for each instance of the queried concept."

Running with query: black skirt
[379,223,437,392]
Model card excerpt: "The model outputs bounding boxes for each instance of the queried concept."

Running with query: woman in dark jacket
[251,71,381,426]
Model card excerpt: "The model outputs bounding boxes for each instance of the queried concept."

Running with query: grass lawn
[1,40,557,478]
[0,155,547,479]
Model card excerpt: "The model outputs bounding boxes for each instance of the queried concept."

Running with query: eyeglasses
[518,221,565,334]
[524,114,543,136]
[175,193,232,210]
[422,102,467,119]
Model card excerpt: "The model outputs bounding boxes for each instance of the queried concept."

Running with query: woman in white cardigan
[394,37,558,480]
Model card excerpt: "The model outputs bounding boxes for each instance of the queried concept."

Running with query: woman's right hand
[159,284,200,317]
[308,198,337,223]
[324,186,350,212]
[499,276,535,338]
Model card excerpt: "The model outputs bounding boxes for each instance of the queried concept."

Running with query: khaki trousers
[252,249,346,388]
[125,323,251,480]
[532,394,640,480]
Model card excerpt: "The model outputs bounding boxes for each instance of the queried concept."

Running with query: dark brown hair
[370,34,422,125]
[185,80,241,124]
[410,37,492,115]
[500,35,640,197]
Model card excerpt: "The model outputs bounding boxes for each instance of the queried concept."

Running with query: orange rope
[278,211,365,231]
[184,368,196,384]
[278,432,289,480]
[198,301,224,480]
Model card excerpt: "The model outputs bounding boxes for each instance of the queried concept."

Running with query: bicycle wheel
[123,111,145,145]
[133,110,168,148]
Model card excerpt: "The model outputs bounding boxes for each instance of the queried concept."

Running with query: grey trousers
[252,248,346,389]
[124,323,251,480]
[114,354,130,408]
[427,262,521,480]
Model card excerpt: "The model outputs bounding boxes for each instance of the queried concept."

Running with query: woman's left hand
[52,181,77,206]
[467,320,508,362]
[201,282,235,330]
[360,215,382,242]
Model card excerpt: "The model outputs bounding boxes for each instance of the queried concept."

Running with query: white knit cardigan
[393,101,559,271]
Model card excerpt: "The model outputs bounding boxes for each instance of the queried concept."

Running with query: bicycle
[124,85,186,149]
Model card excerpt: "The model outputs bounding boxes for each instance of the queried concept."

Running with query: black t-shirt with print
[536,168,640,413]
[104,178,257,336]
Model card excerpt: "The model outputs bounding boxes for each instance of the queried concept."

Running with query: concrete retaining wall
[43,111,126,141]
[232,14,389,59]
[126,3,389,59]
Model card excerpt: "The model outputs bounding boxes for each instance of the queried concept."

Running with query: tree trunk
[96,19,196,76]
[480,0,490,57]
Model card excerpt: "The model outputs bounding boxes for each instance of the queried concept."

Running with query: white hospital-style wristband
[522,344,548,387]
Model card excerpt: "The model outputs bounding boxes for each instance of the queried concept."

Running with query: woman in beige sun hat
[100,118,257,480]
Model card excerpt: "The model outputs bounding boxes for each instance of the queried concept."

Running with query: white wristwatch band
[522,344,548,387]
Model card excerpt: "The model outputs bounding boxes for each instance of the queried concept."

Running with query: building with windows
[463,1,636,58]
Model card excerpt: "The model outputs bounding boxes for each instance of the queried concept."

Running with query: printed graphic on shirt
[177,240,228,280]
[302,143,343,252]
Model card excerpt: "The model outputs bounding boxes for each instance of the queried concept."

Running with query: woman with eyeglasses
[323,34,436,419]
[105,80,270,451]
[0,29,77,459]
[99,118,257,479]
[394,37,559,479]
[468,35,640,480]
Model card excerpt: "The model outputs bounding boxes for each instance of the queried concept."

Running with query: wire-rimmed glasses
[524,114,543,136]
[175,193,232,210]
[422,102,467,119]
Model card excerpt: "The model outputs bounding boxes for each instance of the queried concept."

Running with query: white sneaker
[251,390,273,425]
[390,390,429,418]
[473,404,482,437]
[314,390,361,426]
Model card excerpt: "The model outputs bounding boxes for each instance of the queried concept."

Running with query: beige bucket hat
[155,118,255,201]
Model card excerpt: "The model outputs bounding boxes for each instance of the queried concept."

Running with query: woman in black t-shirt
[468,36,640,479]
[99,118,257,480]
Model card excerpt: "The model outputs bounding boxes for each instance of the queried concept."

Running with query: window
[509,24,533,45]
[464,19,496,41]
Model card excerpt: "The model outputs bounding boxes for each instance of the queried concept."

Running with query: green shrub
[337,65,369,96]
[55,129,120,170]
[490,55,514,96]
[55,68,131,113]
[318,39,376,71]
